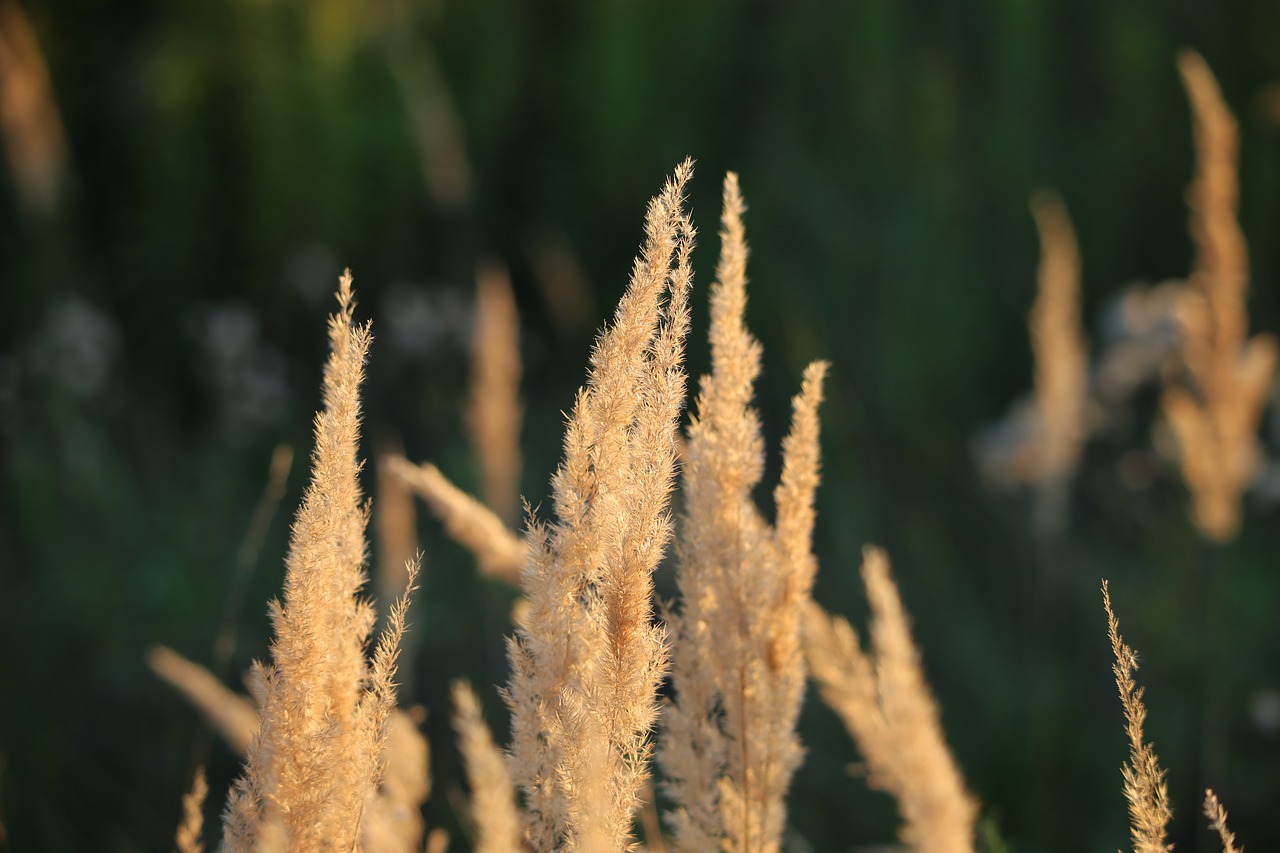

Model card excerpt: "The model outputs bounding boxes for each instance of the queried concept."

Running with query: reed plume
[149,645,260,755]
[151,644,433,852]
[468,262,524,525]
[1162,50,1277,542]
[659,173,828,853]
[503,160,695,851]
[1028,190,1088,536]
[1203,789,1240,853]
[387,456,526,584]
[176,767,208,853]
[453,683,522,853]
[804,547,977,853]
[1102,580,1172,853]
[220,272,419,852]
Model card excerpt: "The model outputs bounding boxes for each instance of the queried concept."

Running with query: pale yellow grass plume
[659,172,827,853]
[148,645,259,755]
[176,767,208,853]
[1027,191,1088,536]
[222,271,419,852]
[153,643,433,852]
[469,262,525,525]
[804,548,977,853]
[1102,580,1172,853]
[387,455,526,584]
[1161,50,1277,542]
[0,0,70,217]
[452,682,522,853]
[504,160,695,851]
[1203,789,1241,853]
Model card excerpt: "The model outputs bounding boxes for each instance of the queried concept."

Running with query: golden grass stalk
[453,683,522,853]
[468,262,524,525]
[1027,190,1088,536]
[360,707,432,853]
[504,160,695,851]
[1203,789,1240,853]
[386,455,526,584]
[149,645,259,756]
[1102,580,1172,853]
[660,173,827,853]
[154,642,433,853]
[176,766,208,853]
[222,272,418,852]
[804,547,977,853]
[1162,50,1278,542]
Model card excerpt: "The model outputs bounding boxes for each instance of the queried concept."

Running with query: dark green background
[3,0,1280,850]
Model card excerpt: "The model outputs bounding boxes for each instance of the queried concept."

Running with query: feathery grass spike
[504,160,694,852]
[176,767,207,853]
[148,645,259,755]
[387,455,526,584]
[221,271,418,852]
[1028,190,1087,536]
[662,172,829,853]
[1103,580,1172,853]
[804,548,977,853]
[1203,789,1241,853]
[1162,50,1277,542]
[453,683,522,853]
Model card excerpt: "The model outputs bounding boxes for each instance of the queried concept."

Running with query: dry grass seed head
[662,171,829,853]
[387,456,526,584]
[176,767,208,853]
[504,161,694,852]
[1162,50,1278,542]
[1203,789,1241,853]
[1102,580,1172,853]
[1027,190,1088,535]
[221,272,420,852]
[804,548,977,853]
[453,682,522,853]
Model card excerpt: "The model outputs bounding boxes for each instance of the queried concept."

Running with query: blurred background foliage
[3,0,1280,850]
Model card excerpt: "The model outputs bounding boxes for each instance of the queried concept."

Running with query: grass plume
[1027,190,1088,536]
[804,547,977,853]
[1103,580,1172,853]
[1162,50,1277,542]
[453,683,522,853]
[503,159,695,851]
[660,172,827,853]
[387,456,526,584]
[1204,789,1241,853]
[221,271,418,852]
[176,767,208,853]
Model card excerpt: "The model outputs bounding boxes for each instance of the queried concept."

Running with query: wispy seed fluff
[1102,581,1172,853]
[659,172,828,853]
[804,548,978,853]
[1162,50,1277,542]
[222,272,418,852]
[503,161,695,852]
